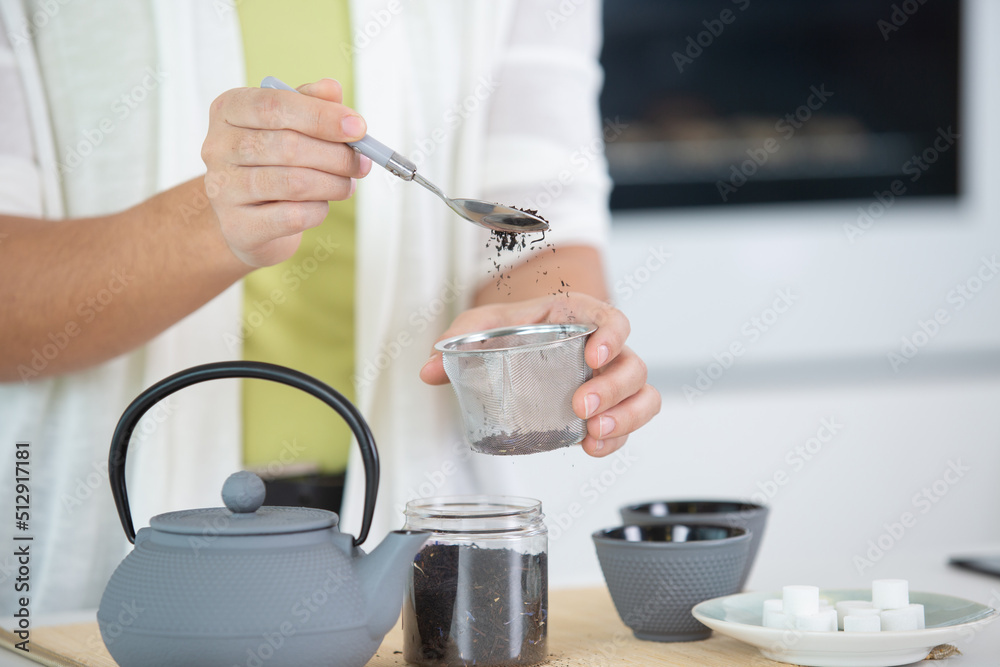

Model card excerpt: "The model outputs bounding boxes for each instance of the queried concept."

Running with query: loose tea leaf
[404,543,548,667]
[485,208,566,297]
[487,206,547,255]
[491,230,528,254]
[471,430,579,456]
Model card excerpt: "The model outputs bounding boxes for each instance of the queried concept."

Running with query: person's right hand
[201,79,372,268]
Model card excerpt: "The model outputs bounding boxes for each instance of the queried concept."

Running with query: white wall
[541,372,1000,591]
[542,0,1000,594]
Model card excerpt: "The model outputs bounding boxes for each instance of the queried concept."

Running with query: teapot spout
[358,529,429,639]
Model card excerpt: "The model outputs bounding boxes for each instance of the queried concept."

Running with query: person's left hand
[420,293,661,456]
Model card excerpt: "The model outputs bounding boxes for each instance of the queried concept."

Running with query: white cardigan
[0,0,610,612]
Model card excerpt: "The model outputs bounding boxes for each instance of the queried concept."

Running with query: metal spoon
[261,77,549,234]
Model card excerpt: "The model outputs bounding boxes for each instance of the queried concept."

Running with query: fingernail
[594,439,604,453]
[341,115,366,139]
[349,178,357,197]
[359,154,372,174]
[599,415,615,438]
[584,394,600,418]
[597,344,610,367]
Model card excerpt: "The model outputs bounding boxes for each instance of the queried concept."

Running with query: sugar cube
[835,600,876,630]
[783,585,820,617]
[763,609,794,629]
[880,607,919,631]
[794,608,838,632]
[844,614,881,632]
[872,579,909,610]
[763,599,783,612]
[906,603,925,629]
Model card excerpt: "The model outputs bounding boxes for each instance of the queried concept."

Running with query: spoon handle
[261,76,416,180]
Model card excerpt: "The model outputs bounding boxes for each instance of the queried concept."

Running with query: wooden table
[0,587,777,667]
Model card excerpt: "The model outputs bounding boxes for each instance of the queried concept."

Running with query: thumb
[297,78,343,103]
[419,352,449,385]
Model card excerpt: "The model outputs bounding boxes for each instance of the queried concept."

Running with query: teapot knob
[222,471,266,514]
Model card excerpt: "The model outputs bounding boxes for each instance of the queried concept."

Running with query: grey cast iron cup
[592,523,750,642]
[619,500,768,589]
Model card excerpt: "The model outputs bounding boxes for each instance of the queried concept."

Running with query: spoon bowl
[412,174,548,233]
[452,200,548,234]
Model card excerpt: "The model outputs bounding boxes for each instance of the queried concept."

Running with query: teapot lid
[149,471,338,536]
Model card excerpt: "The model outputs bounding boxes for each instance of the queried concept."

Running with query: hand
[201,79,373,267]
[420,294,661,457]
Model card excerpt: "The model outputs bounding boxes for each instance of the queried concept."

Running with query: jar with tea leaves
[402,496,548,667]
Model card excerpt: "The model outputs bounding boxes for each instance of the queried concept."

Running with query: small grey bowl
[619,500,768,589]
[592,523,750,642]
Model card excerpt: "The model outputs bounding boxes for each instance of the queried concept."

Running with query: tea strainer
[436,323,596,455]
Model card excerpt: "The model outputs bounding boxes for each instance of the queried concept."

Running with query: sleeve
[0,13,44,217]
[480,0,612,254]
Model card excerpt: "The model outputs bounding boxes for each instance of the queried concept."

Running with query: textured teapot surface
[99,365,426,667]
[97,472,411,667]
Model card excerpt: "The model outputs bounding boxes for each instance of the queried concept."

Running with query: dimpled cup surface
[619,501,768,589]
[593,524,750,642]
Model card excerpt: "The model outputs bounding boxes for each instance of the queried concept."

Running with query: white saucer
[692,589,998,667]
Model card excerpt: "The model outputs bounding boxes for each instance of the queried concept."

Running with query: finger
[231,165,356,205]
[580,434,629,458]
[544,295,626,366]
[220,87,367,142]
[442,300,553,340]
[418,300,556,386]
[218,200,331,267]
[225,200,331,247]
[584,383,661,443]
[572,346,647,420]
[579,301,630,370]
[232,129,373,177]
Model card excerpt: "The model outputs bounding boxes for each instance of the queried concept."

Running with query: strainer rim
[434,322,597,354]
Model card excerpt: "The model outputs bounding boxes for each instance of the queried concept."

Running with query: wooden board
[0,624,117,667]
[0,588,785,666]
[366,587,782,667]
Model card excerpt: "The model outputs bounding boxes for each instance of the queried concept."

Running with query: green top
[238,0,356,474]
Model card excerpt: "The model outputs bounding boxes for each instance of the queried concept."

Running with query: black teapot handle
[108,361,379,547]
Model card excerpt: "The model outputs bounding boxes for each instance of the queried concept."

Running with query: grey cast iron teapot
[97,362,428,667]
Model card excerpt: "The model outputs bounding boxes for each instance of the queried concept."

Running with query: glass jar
[402,496,548,667]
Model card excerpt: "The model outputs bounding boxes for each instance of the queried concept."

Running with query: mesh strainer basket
[435,322,597,455]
